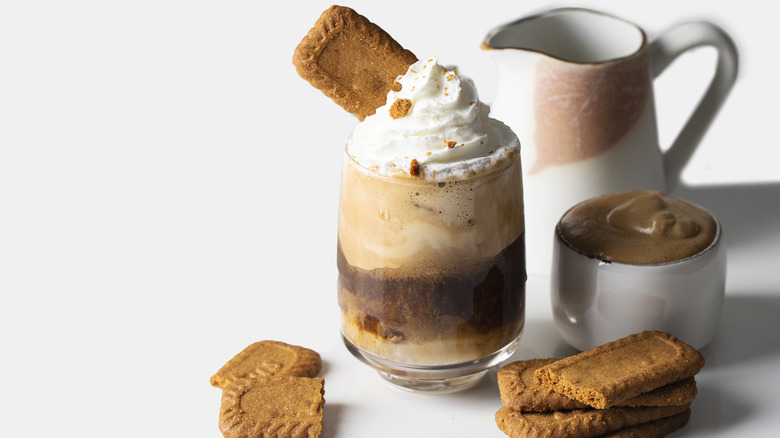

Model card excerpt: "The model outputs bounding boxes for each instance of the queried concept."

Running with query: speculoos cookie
[495,404,689,438]
[210,340,322,389]
[498,358,697,412]
[293,5,417,120]
[533,330,704,409]
[219,376,325,438]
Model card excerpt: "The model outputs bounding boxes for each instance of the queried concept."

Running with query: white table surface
[2,1,779,437]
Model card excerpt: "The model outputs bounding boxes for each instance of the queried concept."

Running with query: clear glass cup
[336,149,526,392]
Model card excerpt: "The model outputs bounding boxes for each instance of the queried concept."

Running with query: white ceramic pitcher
[482,8,738,275]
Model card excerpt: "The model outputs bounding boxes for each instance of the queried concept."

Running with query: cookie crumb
[409,159,420,176]
[444,140,457,149]
[390,98,413,119]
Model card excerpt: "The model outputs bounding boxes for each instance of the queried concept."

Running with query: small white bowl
[551,206,726,351]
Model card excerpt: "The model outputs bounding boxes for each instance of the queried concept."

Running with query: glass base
[342,331,523,394]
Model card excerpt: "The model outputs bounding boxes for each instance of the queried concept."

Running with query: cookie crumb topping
[409,158,420,176]
[390,98,413,119]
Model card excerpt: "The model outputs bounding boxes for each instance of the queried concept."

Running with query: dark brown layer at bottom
[337,234,526,344]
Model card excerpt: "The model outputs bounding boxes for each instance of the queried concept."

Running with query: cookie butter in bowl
[552,190,725,351]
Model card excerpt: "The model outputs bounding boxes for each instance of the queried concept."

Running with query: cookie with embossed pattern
[210,340,321,389]
[534,330,704,409]
[495,404,689,438]
[293,5,417,120]
[498,358,697,412]
[606,408,690,438]
[219,376,324,438]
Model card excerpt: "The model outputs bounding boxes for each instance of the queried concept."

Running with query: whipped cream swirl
[347,57,518,179]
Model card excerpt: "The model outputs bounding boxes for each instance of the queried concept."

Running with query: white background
[2,1,778,437]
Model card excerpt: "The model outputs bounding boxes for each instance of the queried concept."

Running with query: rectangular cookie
[293,5,417,120]
[534,330,704,409]
[498,358,697,412]
[210,340,322,389]
[219,376,325,438]
[605,408,690,438]
[495,404,689,438]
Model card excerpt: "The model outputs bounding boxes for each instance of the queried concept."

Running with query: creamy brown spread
[557,191,717,264]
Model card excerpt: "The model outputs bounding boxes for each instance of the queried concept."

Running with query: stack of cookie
[210,340,325,438]
[495,330,704,438]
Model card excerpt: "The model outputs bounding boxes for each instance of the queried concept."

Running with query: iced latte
[337,58,525,391]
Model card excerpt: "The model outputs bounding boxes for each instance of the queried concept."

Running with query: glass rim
[341,146,521,186]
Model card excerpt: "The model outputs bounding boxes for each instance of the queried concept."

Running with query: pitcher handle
[649,22,739,189]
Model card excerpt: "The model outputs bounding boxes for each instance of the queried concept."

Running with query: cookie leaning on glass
[293,5,417,120]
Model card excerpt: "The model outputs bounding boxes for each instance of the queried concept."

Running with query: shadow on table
[687,295,780,434]
[673,180,780,255]
[675,180,780,366]
[321,402,347,438]
[687,383,753,434]
[701,294,780,367]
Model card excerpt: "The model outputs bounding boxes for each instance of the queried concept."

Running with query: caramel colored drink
[338,148,525,359]
[337,58,526,391]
